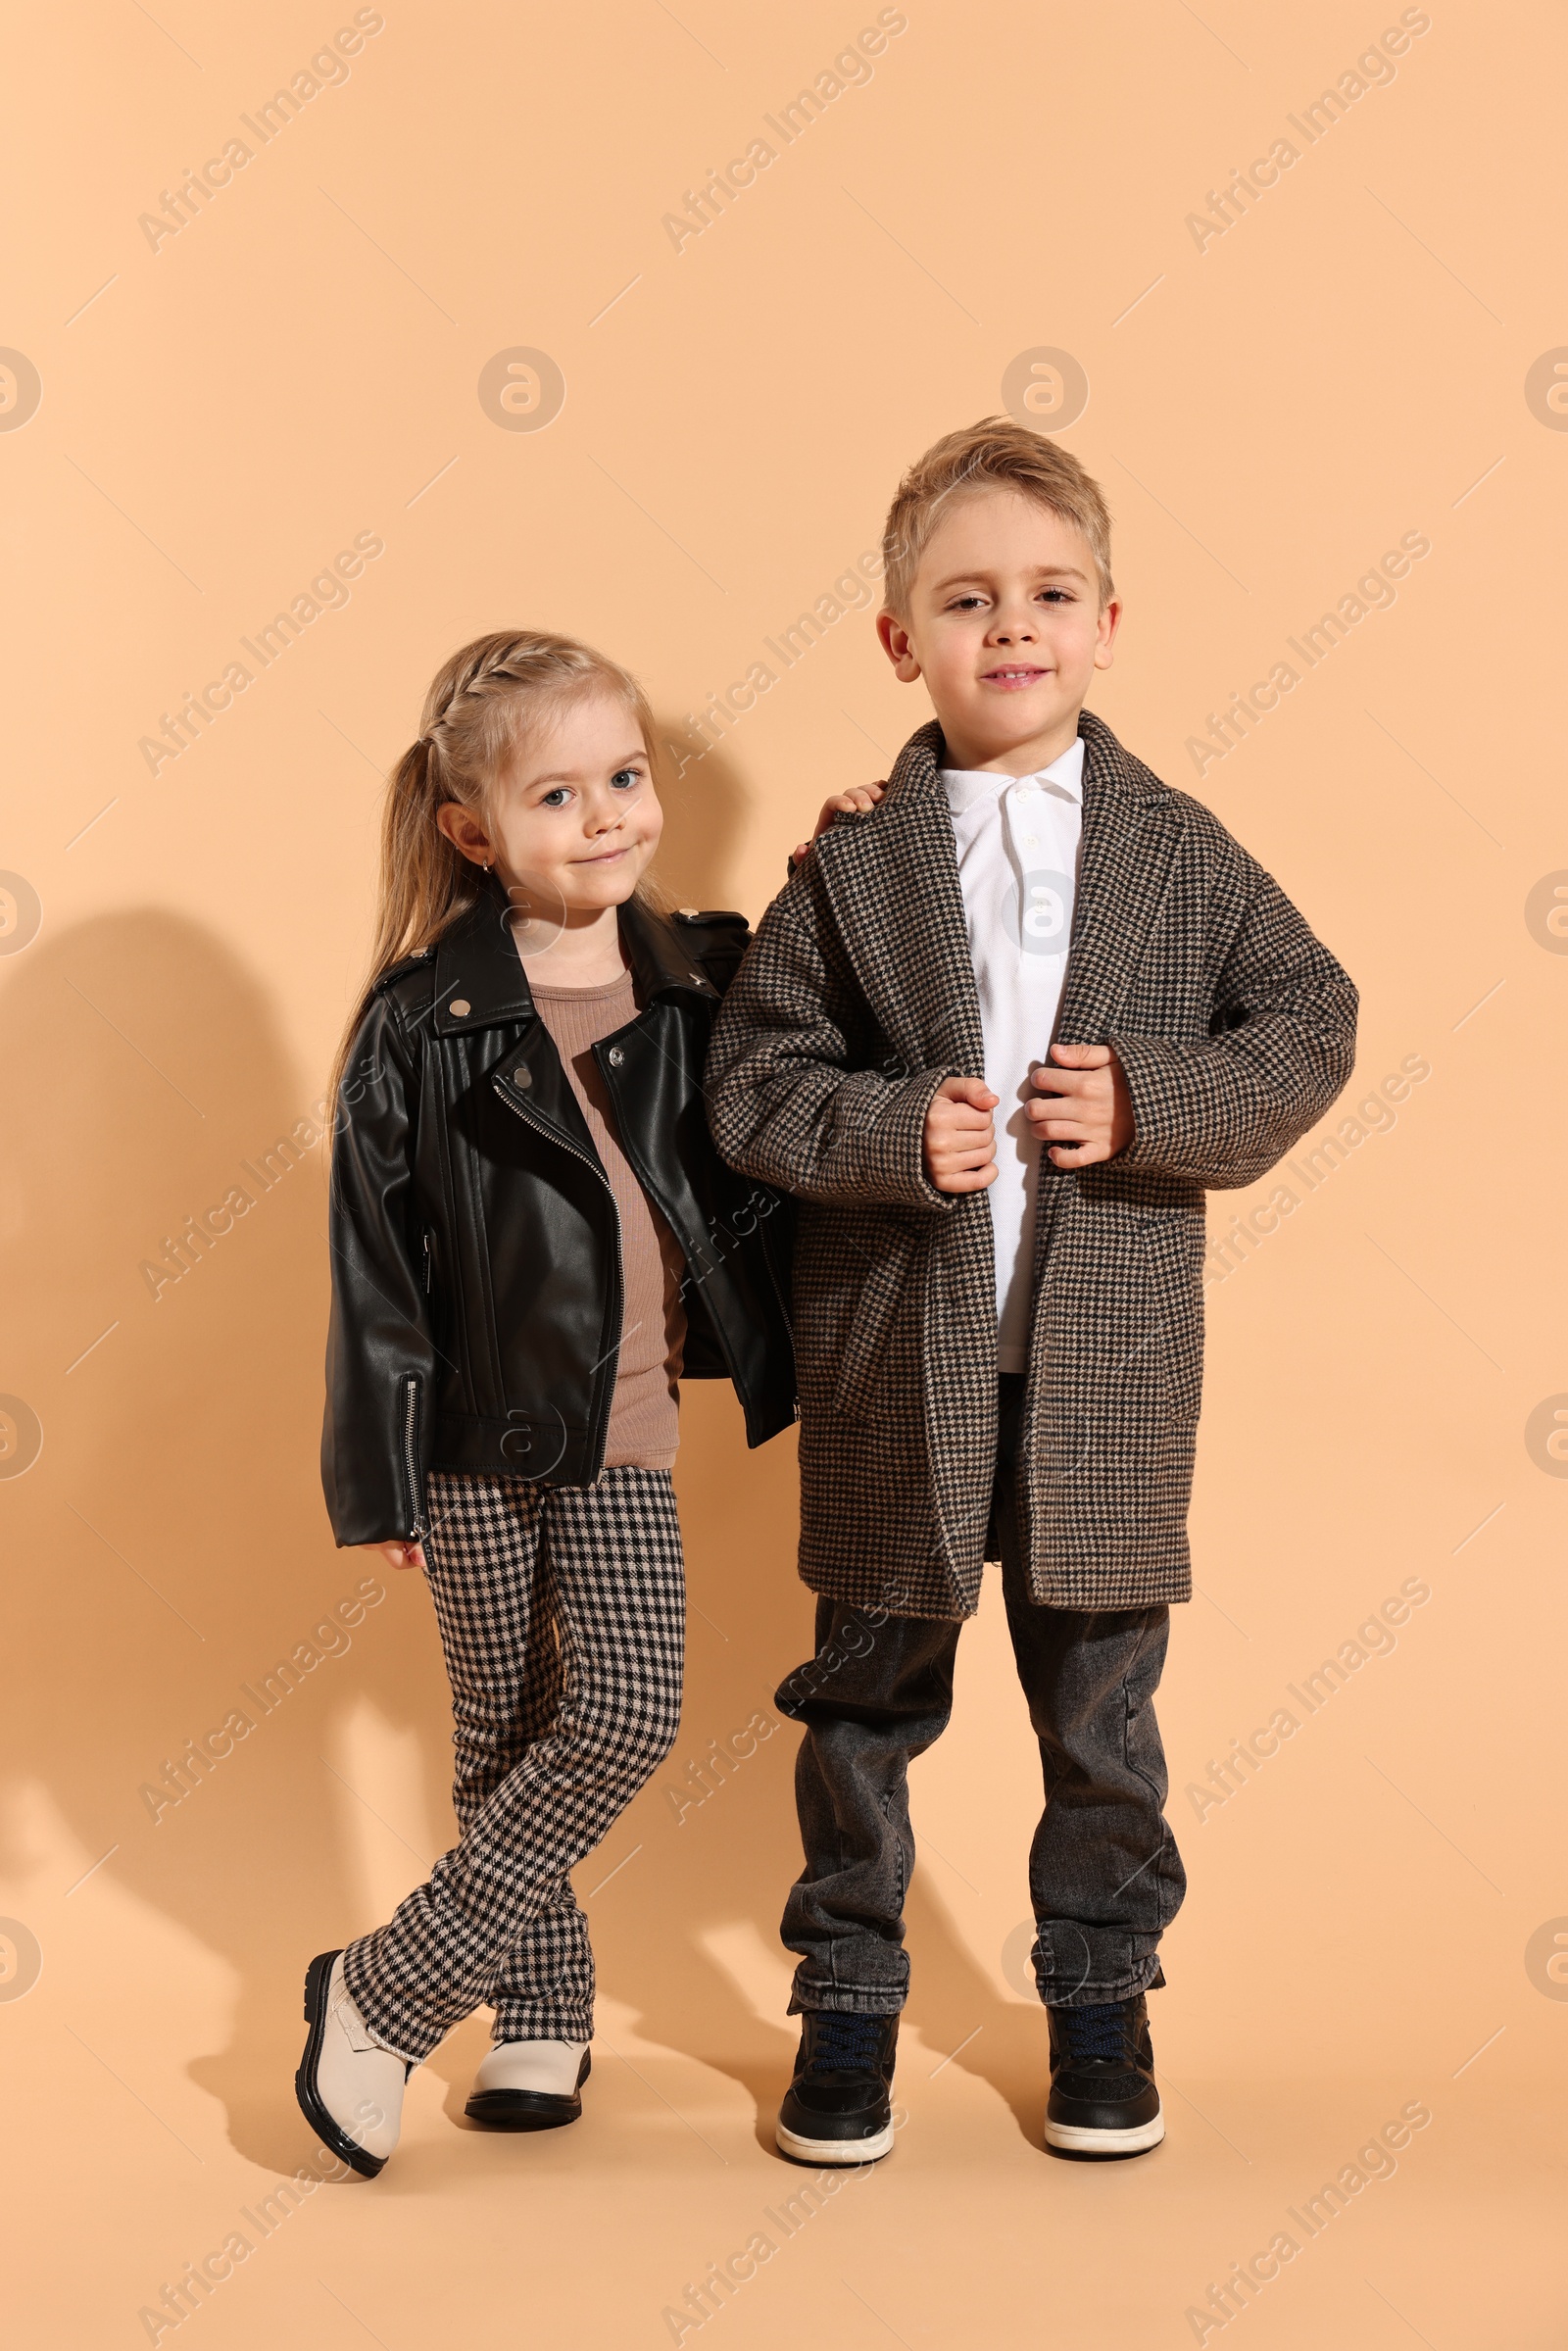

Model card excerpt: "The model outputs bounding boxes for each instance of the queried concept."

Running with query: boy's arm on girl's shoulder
[705,866,958,1213]
[1109,860,1359,1192]
[321,987,439,1549]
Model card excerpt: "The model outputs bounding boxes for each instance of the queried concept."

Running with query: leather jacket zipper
[760,1212,794,1336]
[759,1231,800,1418]
[401,1373,427,1540]
[597,1029,787,1399]
[494,1082,623,1478]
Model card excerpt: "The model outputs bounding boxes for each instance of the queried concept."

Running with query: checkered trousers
[343,1467,684,2060]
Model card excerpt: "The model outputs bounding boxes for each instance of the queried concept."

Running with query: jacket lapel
[814,710,1181,1070]
[435,881,719,1170]
[617,898,721,1007]
[431,876,534,1035]
[1054,710,1181,1046]
[815,718,987,1075]
[430,879,594,1162]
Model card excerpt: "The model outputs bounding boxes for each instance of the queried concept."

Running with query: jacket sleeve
[1109,858,1358,1191]
[320,990,437,1546]
[704,864,958,1212]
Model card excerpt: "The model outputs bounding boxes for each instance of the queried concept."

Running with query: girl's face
[438,687,662,923]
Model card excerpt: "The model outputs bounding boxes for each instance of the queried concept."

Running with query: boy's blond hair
[880,416,1114,616]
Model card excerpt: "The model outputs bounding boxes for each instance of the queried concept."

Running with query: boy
[705,419,1357,2163]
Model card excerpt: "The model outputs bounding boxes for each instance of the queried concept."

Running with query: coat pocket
[831,1223,920,1421]
[1138,1207,1206,1424]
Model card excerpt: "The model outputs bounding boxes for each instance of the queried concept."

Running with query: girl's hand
[793,779,886,863]
[362,1539,426,1572]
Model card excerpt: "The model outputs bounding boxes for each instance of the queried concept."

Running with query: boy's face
[878,487,1120,773]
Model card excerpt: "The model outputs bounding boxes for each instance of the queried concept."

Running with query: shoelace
[806,2013,887,2074]
[1060,2001,1131,2065]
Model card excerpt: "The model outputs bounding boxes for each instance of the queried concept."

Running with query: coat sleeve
[704,865,958,1212]
[320,990,437,1546]
[1108,857,1358,1191]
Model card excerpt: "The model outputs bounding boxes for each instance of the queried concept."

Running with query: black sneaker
[775,2011,898,2165]
[1044,1994,1164,2157]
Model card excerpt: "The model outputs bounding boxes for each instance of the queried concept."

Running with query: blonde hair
[331,628,659,1107]
[880,416,1114,616]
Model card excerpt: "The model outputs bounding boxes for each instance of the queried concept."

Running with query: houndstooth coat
[705,710,1357,1620]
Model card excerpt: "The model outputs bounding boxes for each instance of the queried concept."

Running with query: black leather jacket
[321,882,797,1546]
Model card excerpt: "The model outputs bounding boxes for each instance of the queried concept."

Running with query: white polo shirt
[940,737,1084,1373]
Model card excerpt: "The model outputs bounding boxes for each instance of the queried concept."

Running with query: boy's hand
[362,1539,426,1572]
[793,779,886,864]
[923,1076,999,1193]
[1026,1042,1135,1167]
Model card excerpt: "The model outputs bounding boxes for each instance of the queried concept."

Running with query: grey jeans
[775,1376,1186,2014]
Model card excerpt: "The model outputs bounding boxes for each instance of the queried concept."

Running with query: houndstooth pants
[343,1467,685,2061]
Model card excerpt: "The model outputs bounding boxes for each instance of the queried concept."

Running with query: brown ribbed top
[530,972,686,1471]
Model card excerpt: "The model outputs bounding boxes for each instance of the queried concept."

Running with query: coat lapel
[1054,710,1182,1045]
[813,710,1181,1069]
[814,718,987,1076]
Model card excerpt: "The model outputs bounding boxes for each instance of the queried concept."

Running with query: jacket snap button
[607,1046,624,1067]
[678,906,699,918]
[449,999,470,1016]
[513,1066,531,1088]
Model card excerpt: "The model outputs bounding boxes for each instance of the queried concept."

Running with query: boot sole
[775,2117,896,2166]
[465,2089,583,2131]
[466,2048,590,2131]
[294,1950,388,2180]
[1044,2106,1165,2158]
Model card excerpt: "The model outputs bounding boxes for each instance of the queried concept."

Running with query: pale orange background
[3,3,1565,2345]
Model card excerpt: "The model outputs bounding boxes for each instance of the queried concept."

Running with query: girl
[297,630,797,2176]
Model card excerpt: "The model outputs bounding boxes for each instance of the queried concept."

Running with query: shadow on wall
[650,719,757,914]
[0,909,452,2168]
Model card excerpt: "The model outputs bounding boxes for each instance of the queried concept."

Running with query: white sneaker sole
[1044,2104,1164,2156]
[775,2117,896,2166]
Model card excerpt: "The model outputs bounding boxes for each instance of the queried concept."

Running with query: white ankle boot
[466,2038,591,2131]
[295,1951,413,2177]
